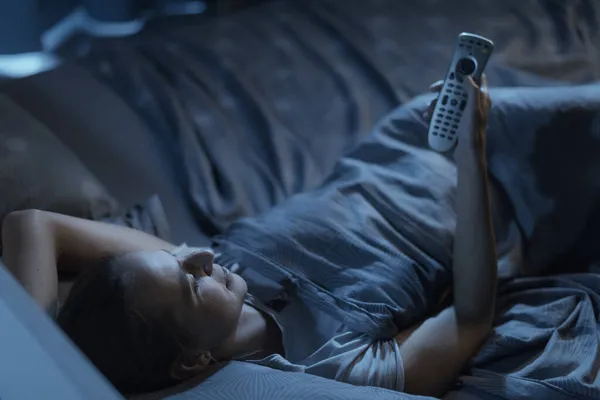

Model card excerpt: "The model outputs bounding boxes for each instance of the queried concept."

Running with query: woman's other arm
[397,76,498,397]
[2,210,176,312]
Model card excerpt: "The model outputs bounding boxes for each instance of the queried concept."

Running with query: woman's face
[116,248,247,351]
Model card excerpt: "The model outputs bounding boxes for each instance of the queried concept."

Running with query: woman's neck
[214,303,281,361]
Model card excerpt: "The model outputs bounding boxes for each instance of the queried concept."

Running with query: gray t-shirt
[240,293,405,392]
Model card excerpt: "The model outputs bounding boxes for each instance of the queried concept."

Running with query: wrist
[455,137,487,168]
[455,147,487,174]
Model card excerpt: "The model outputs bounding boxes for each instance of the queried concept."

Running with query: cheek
[201,288,243,329]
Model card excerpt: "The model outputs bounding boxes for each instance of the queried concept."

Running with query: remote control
[428,32,494,153]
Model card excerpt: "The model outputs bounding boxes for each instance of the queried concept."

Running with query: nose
[180,249,214,277]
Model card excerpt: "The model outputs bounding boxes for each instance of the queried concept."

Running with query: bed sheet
[80,0,600,238]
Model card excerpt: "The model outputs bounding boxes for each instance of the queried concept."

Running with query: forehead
[124,250,177,269]
[121,250,190,310]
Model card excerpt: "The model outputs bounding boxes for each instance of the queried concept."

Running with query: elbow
[454,294,495,329]
[456,307,494,334]
[4,209,46,226]
[453,308,495,352]
[2,209,48,237]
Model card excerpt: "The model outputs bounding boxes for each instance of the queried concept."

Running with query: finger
[423,98,437,120]
[480,73,489,93]
[462,77,483,120]
[465,76,479,109]
[428,98,437,115]
[466,75,488,106]
[477,74,491,109]
[481,74,492,108]
[466,75,480,91]
[429,80,444,92]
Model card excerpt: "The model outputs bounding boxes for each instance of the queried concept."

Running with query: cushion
[1,64,209,246]
[0,94,121,235]
[101,194,171,242]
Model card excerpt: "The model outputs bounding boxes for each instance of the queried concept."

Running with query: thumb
[465,76,481,99]
[464,76,485,114]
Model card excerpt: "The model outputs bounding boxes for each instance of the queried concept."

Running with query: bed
[1,0,600,399]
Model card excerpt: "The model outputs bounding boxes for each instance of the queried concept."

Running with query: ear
[169,350,212,381]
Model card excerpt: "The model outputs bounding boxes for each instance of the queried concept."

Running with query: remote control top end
[427,33,494,153]
[455,32,494,82]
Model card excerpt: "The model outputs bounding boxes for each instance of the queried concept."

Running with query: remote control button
[446,89,452,94]
[449,72,455,80]
[456,57,477,75]
[432,131,438,136]
[440,134,446,138]
[451,99,458,106]
[452,124,458,129]
[448,110,454,114]
[450,130,456,135]
[443,122,449,126]
[460,100,467,110]
[435,119,442,124]
[454,118,460,123]
[442,128,448,132]
[446,116,452,120]
[439,107,446,112]
[442,95,449,105]
[448,83,454,88]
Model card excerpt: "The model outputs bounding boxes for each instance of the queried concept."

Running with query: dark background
[0,0,262,54]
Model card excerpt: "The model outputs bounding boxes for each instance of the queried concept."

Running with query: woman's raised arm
[2,209,176,313]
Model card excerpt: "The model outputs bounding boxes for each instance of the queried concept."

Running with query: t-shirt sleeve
[339,334,405,392]
[238,294,406,393]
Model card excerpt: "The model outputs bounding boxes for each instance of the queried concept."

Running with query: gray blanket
[81,0,600,239]
[207,83,600,400]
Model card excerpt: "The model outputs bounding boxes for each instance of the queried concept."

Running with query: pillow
[0,94,121,231]
[132,361,421,400]
[100,194,171,242]
[485,84,600,273]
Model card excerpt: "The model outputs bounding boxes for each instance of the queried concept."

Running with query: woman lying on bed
[2,76,496,398]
